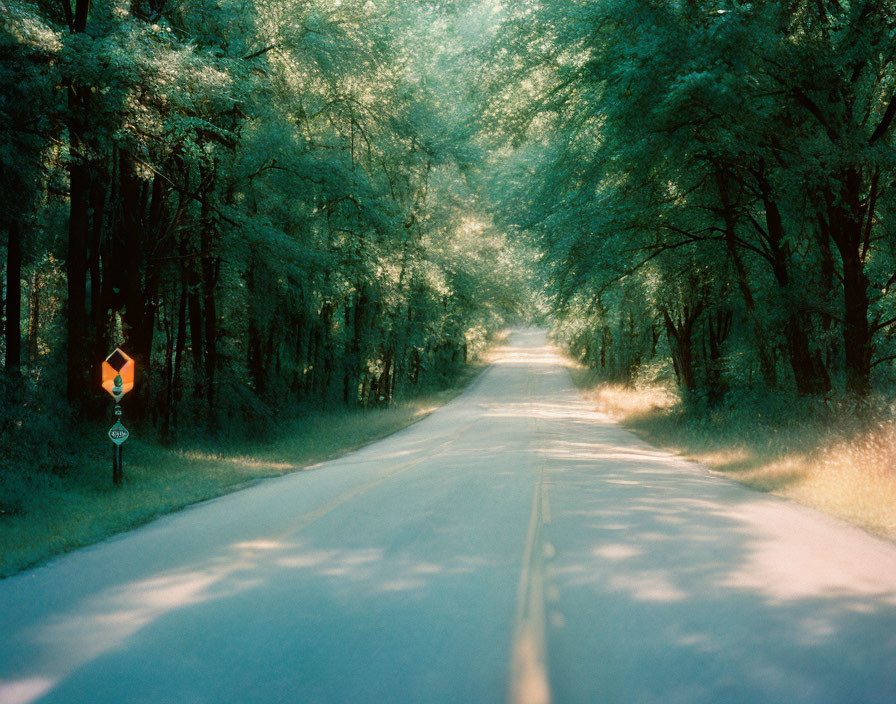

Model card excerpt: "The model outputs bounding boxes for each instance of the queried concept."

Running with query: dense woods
[4,0,896,469]
[487,1,896,406]
[1,0,528,455]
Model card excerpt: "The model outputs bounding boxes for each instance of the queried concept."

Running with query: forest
[491,1,896,407]
[3,1,896,482]
[1,0,532,458]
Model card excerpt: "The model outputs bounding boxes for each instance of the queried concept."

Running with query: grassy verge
[569,368,896,543]
[0,363,486,578]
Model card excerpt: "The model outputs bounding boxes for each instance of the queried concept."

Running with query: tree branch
[792,88,840,143]
[59,0,73,29]
[871,314,896,334]
[242,44,277,61]
[869,93,896,145]
[871,354,896,369]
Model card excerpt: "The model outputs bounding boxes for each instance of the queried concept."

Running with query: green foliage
[0,0,536,491]
[485,0,896,403]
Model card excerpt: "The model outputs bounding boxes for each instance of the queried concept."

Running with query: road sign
[102,348,135,398]
[108,421,129,445]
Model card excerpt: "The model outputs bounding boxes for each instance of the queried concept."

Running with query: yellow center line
[508,468,550,704]
[508,366,552,704]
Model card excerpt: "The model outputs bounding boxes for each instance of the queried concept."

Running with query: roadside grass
[569,368,896,543]
[0,364,485,578]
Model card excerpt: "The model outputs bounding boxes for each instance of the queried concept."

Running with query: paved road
[2,330,895,704]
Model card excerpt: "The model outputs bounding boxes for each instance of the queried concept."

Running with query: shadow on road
[2,329,896,704]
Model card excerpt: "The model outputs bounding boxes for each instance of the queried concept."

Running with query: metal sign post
[102,349,135,487]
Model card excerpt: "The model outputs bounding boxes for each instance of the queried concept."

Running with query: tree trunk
[88,170,105,328]
[662,302,703,397]
[5,221,22,373]
[841,247,871,396]
[825,171,872,396]
[65,0,91,405]
[307,323,320,396]
[757,185,830,395]
[88,166,109,407]
[343,294,355,405]
[115,151,158,418]
[161,303,174,441]
[291,311,308,395]
[409,346,421,385]
[187,265,204,398]
[66,132,90,404]
[321,305,334,402]
[705,308,732,404]
[717,170,777,388]
[172,275,187,429]
[246,256,265,395]
[785,316,831,396]
[377,352,392,405]
[200,202,218,411]
[26,270,40,367]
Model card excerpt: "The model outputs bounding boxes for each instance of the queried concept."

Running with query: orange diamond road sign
[102,348,135,397]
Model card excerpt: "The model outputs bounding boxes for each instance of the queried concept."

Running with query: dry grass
[0,366,484,578]
[571,370,896,543]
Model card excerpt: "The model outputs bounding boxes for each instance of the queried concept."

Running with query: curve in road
[1,329,895,703]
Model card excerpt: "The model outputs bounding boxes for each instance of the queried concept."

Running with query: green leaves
[483,0,896,397]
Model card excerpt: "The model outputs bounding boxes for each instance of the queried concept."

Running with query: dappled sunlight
[549,464,896,609]
[583,382,896,543]
[175,449,297,473]
[606,570,689,603]
[3,329,896,703]
[413,405,442,417]
[551,441,674,460]
[34,569,227,650]
[538,390,896,700]
[718,501,896,605]
[232,539,283,551]
[269,542,487,589]
[695,447,753,469]
[0,678,55,704]
[581,383,677,418]
[591,544,642,561]
[489,345,575,368]
[317,549,383,578]
[10,531,499,703]
[9,565,242,704]
[224,457,297,472]
[480,400,597,425]
[545,465,896,692]
[487,330,575,369]
[543,448,679,464]
[378,578,428,593]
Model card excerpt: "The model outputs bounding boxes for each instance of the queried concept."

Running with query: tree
[484,0,896,400]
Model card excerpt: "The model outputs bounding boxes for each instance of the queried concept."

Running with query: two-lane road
[2,330,895,703]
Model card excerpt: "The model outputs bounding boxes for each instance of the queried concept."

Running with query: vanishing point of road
[1,330,895,704]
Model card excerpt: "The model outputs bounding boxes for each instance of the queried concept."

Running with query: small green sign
[109,421,129,445]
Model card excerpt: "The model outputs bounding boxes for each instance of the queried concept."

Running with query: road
[1,330,895,704]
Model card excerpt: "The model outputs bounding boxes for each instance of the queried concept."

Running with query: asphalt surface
[1,329,895,703]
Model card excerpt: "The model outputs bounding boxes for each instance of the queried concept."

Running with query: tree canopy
[483,0,896,404]
[3,0,896,459]
[1,0,533,450]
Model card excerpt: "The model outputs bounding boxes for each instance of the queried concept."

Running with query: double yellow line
[509,369,552,704]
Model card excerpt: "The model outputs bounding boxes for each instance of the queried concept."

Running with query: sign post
[102,349,135,487]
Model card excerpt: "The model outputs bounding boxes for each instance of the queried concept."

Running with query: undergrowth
[0,364,484,578]
[570,368,896,543]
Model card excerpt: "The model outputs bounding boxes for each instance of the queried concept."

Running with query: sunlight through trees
[1,0,533,454]
[484,0,896,404]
